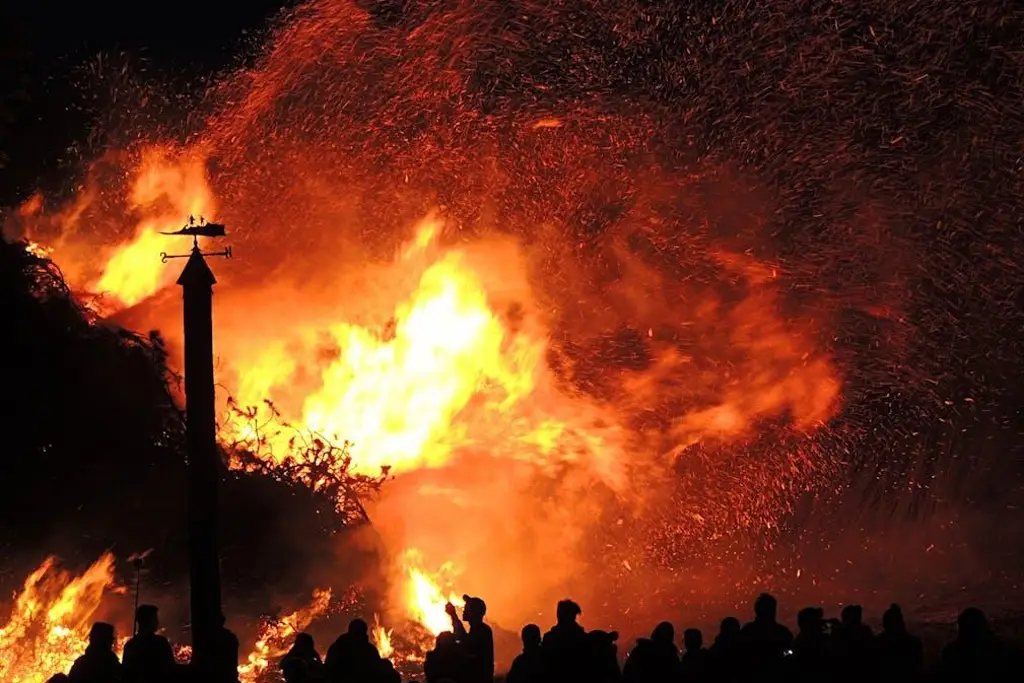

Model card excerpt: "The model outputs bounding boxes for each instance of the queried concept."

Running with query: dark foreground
[53,593,1022,683]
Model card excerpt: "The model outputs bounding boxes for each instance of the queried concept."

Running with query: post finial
[159,216,233,264]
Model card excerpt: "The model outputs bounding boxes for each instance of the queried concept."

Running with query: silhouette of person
[622,621,678,683]
[940,607,1004,682]
[424,631,465,683]
[214,613,241,683]
[737,594,793,677]
[446,595,494,683]
[281,633,325,683]
[876,604,922,683]
[507,624,544,683]
[833,605,875,681]
[325,618,382,683]
[47,676,70,683]
[376,657,402,683]
[583,630,621,683]
[68,622,122,683]
[791,607,828,682]
[122,605,176,683]
[541,599,587,683]
[708,616,741,682]
[679,628,711,683]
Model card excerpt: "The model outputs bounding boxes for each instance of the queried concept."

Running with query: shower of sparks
[4,0,1023,667]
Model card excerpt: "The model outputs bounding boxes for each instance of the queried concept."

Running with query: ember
[6,0,1021,676]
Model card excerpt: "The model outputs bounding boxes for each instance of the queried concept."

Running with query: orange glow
[225,216,558,479]
[10,140,843,661]
[92,147,215,310]
[0,555,122,683]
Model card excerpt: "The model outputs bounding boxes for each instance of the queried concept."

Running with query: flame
[237,588,332,683]
[225,215,570,479]
[92,147,215,309]
[400,550,463,637]
[371,616,393,660]
[10,136,842,653]
[0,555,122,683]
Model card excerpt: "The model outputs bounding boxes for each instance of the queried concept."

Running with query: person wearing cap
[123,605,176,683]
[445,595,494,683]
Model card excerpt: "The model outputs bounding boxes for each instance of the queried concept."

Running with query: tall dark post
[161,218,232,679]
[177,243,223,680]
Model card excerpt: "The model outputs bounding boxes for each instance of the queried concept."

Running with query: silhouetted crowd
[51,593,1017,683]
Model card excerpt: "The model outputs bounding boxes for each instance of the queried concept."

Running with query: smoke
[4,0,1023,635]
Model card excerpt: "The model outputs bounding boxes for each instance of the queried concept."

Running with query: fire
[401,550,464,637]
[0,555,122,683]
[92,147,215,310]
[237,588,332,683]
[0,554,335,681]
[371,616,393,659]
[226,215,552,478]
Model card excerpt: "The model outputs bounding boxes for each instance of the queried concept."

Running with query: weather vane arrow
[160,215,233,263]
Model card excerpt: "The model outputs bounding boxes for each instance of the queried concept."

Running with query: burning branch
[225,398,390,525]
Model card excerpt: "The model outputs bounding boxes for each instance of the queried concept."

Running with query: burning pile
[3,144,840,668]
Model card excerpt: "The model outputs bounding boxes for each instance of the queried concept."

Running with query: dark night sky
[1,1,293,201]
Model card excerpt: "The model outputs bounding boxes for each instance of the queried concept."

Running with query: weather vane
[159,215,233,263]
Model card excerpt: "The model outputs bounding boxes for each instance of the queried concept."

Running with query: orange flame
[237,588,332,683]
[0,555,122,683]
[92,147,215,309]
[371,616,394,660]
[400,550,464,637]
[10,143,843,654]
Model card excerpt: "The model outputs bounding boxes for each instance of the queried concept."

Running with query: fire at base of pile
[0,549,478,682]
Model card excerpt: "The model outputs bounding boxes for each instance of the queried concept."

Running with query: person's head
[521,624,541,649]
[651,621,674,645]
[683,628,703,652]
[461,595,486,623]
[281,657,305,682]
[46,675,69,683]
[882,604,905,632]
[435,631,456,649]
[587,629,619,656]
[797,607,824,633]
[754,593,778,621]
[348,618,369,639]
[88,622,116,650]
[957,607,989,638]
[295,632,315,651]
[556,599,582,625]
[719,616,741,636]
[841,604,863,625]
[135,604,160,634]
